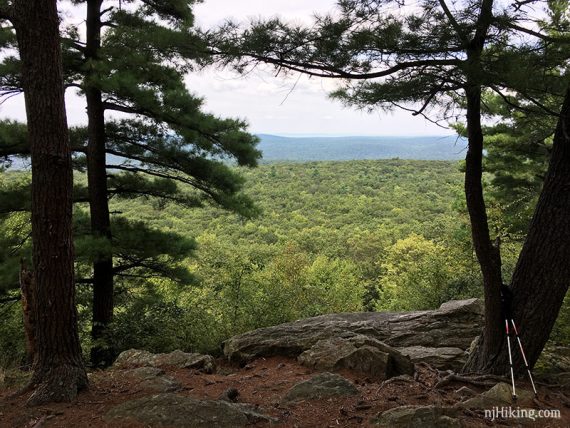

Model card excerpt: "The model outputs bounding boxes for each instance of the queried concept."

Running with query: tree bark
[475,87,570,374]
[85,0,115,367]
[19,261,35,366]
[12,0,88,405]
[461,82,504,373]
[461,0,505,373]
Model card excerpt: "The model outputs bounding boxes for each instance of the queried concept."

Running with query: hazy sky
[0,0,453,136]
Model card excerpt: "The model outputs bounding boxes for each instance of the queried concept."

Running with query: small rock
[298,335,414,380]
[121,367,181,393]
[372,405,460,427]
[282,372,359,403]
[459,382,534,409]
[219,387,240,402]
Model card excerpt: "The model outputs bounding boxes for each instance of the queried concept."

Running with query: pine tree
[0,0,260,366]
[0,0,88,405]
[210,0,570,374]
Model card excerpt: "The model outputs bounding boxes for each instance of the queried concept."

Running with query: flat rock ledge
[105,393,277,427]
[224,298,483,370]
[113,349,215,373]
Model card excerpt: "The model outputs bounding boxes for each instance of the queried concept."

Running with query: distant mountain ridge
[256,134,467,162]
[4,134,467,171]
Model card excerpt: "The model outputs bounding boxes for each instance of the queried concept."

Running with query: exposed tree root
[434,373,507,390]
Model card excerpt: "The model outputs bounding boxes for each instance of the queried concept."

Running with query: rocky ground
[1,299,569,427]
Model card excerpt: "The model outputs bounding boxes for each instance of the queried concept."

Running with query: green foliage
[478,90,557,239]
[2,157,569,364]
[0,300,26,368]
[100,159,482,353]
[377,233,480,311]
[0,0,261,300]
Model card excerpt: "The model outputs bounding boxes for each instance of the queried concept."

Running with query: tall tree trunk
[461,82,504,373]
[475,87,570,374]
[461,0,505,372]
[85,0,115,367]
[13,0,88,405]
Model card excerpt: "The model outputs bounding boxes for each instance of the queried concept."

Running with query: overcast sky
[0,0,454,137]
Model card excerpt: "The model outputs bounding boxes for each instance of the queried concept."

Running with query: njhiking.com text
[484,406,561,422]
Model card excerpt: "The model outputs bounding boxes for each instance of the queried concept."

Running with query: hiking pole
[509,319,538,398]
[501,284,517,401]
[505,318,517,401]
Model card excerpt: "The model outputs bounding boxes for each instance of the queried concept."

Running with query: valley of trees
[0,0,569,408]
[2,159,569,367]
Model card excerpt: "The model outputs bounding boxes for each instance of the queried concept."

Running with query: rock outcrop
[224,299,483,370]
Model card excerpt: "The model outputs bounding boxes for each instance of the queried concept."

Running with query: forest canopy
[0,0,569,409]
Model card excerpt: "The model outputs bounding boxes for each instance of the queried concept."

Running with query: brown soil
[1,357,569,427]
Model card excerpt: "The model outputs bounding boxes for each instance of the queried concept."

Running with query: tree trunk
[85,0,115,367]
[461,4,505,371]
[13,0,88,405]
[470,87,570,374]
[462,82,504,373]
[19,262,35,367]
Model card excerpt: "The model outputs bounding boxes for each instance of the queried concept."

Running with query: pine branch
[101,101,254,164]
[438,0,469,45]
[108,186,201,206]
[105,164,215,197]
[502,21,570,43]
[235,53,462,80]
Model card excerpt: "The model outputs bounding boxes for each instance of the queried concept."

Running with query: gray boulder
[372,405,460,427]
[224,299,483,370]
[113,349,215,373]
[459,382,534,409]
[298,335,414,380]
[283,372,359,403]
[120,367,181,393]
[105,393,276,427]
